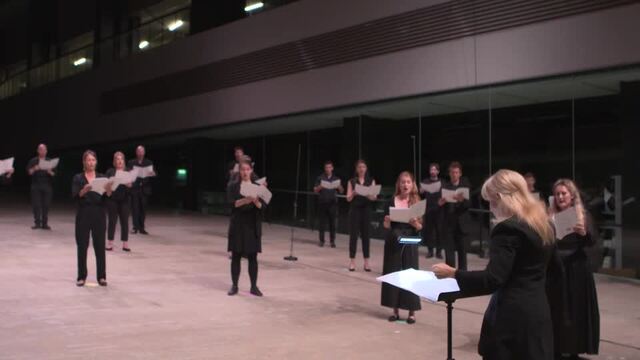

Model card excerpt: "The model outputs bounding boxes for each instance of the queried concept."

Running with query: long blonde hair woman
[433,169,555,360]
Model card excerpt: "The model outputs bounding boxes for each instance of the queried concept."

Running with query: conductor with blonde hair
[433,169,555,360]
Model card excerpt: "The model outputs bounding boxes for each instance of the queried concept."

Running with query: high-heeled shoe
[388,314,400,322]
[407,316,416,324]
[228,285,239,296]
[76,279,86,287]
[98,279,108,287]
[250,287,263,297]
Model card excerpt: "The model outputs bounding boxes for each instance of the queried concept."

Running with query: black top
[26,157,54,186]
[455,217,554,360]
[315,173,341,204]
[105,168,130,202]
[349,176,374,208]
[226,180,266,254]
[421,177,442,212]
[127,158,154,195]
[72,173,107,207]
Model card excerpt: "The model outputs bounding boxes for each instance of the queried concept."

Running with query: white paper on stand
[240,181,273,205]
[0,157,14,176]
[441,187,469,203]
[389,199,426,223]
[420,181,441,194]
[377,268,460,303]
[320,179,341,189]
[89,178,111,195]
[132,165,155,178]
[38,158,60,171]
[553,206,579,240]
[255,177,267,186]
[355,184,381,197]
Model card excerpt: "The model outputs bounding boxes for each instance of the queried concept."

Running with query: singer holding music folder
[346,159,377,272]
[313,161,343,248]
[433,170,555,360]
[105,152,132,252]
[127,145,155,235]
[72,150,112,287]
[227,159,266,297]
[381,171,422,324]
[440,161,471,270]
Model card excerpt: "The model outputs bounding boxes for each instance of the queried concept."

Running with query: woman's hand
[367,195,377,201]
[126,182,133,188]
[383,215,391,229]
[432,263,456,279]
[47,170,55,176]
[574,222,587,237]
[252,197,262,209]
[455,193,465,202]
[105,181,113,196]
[438,198,447,206]
[79,184,92,197]
[409,217,422,231]
[6,168,14,178]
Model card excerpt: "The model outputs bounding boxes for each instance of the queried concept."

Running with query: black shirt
[26,157,54,186]
[349,176,374,208]
[72,173,107,207]
[105,168,130,202]
[315,173,341,204]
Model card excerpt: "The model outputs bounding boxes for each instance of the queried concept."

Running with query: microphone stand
[284,144,302,261]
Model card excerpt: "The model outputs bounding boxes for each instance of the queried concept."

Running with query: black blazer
[455,217,554,360]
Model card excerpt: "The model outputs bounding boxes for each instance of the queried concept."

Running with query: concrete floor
[0,206,639,360]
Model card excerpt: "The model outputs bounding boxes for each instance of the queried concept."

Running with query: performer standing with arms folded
[439,161,471,270]
[227,159,267,297]
[346,159,376,272]
[381,171,422,324]
[105,152,132,252]
[72,150,111,287]
[128,145,155,235]
[547,179,600,359]
[420,163,443,259]
[26,144,55,230]
[433,169,555,360]
[313,161,343,248]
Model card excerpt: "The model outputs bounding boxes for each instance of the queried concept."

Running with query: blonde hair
[550,178,585,225]
[481,169,554,245]
[394,171,421,206]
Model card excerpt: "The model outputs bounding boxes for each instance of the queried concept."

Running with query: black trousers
[107,198,129,241]
[349,206,370,258]
[130,191,148,231]
[75,206,106,281]
[318,202,337,244]
[422,209,442,251]
[31,184,52,226]
[442,218,467,270]
[231,252,258,287]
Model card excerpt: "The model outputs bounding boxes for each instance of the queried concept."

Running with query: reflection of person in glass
[439,161,471,270]
[433,169,555,360]
[72,150,111,287]
[346,159,376,272]
[227,159,266,297]
[26,143,55,230]
[420,162,443,259]
[381,171,422,324]
[547,179,600,359]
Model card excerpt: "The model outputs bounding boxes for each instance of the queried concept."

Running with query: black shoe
[98,279,108,287]
[106,247,113,251]
[250,287,263,297]
[139,229,149,235]
[407,316,416,324]
[436,250,443,259]
[122,247,131,252]
[364,267,372,272]
[131,229,138,234]
[76,279,86,287]
[31,224,41,230]
[349,266,356,272]
[426,250,434,259]
[41,225,51,230]
[228,285,239,296]
[330,242,336,248]
[388,314,400,322]
[319,241,325,247]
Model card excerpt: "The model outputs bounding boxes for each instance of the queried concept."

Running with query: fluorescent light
[138,40,150,49]
[244,2,264,12]
[73,57,87,66]
[167,19,184,31]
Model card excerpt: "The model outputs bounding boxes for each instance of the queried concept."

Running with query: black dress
[547,214,600,355]
[455,217,554,360]
[380,198,421,311]
[227,181,265,255]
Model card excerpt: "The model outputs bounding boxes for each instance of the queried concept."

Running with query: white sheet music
[441,187,469,203]
[110,170,136,188]
[420,181,441,194]
[132,165,155,179]
[38,158,59,171]
[355,184,381,197]
[389,199,426,223]
[240,181,272,205]
[255,177,267,186]
[0,157,14,176]
[89,178,111,195]
[377,269,460,303]
[320,179,341,189]
[553,206,579,240]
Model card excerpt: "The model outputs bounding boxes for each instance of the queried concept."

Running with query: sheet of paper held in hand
[355,184,381,197]
[441,187,470,203]
[377,269,460,302]
[132,165,155,178]
[89,178,111,195]
[420,181,441,194]
[554,206,579,240]
[321,179,341,190]
[240,181,273,205]
[255,177,267,186]
[110,170,137,188]
[389,199,426,223]
[0,157,14,176]
[38,158,60,171]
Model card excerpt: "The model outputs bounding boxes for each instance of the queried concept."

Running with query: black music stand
[437,291,464,360]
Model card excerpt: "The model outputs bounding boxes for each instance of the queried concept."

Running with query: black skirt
[380,222,421,311]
